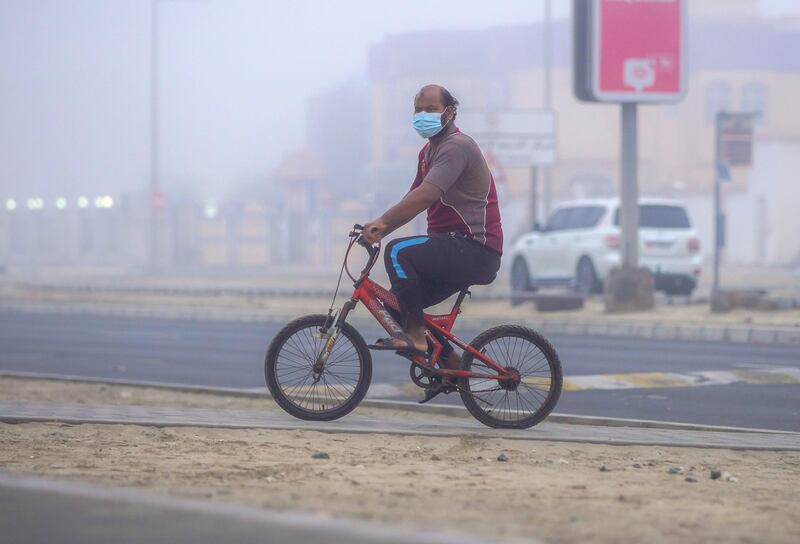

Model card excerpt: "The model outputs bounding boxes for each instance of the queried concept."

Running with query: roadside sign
[457,111,556,167]
[717,112,755,167]
[151,190,164,210]
[716,162,732,182]
[574,0,687,103]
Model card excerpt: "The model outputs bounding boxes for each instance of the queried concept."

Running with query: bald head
[414,84,459,126]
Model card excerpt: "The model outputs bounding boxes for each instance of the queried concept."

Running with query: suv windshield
[614,205,691,229]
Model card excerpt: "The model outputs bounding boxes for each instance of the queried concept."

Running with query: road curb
[2,370,795,435]
[2,300,798,345]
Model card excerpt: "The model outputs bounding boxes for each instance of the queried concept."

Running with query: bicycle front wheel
[459,325,562,429]
[265,314,372,421]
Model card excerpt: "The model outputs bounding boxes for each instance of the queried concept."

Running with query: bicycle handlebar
[350,224,378,259]
[344,223,380,279]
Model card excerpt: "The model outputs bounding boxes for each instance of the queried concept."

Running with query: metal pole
[713,172,720,295]
[711,111,725,298]
[149,0,160,268]
[620,102,639,268]
[542,0,553,218]
[712,113,721,296]
[529,167,539,229]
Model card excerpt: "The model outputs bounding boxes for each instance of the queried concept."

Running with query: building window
[705,80,732,123]
[741,82,767,125]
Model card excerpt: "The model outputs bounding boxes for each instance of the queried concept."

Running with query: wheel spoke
[462,331,560,427]
[270,321,365,414]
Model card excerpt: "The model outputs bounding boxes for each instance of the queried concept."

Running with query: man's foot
[368,323,428,354]
[367,336,427,355]
[436,351,463,390]
[440,351,463,371]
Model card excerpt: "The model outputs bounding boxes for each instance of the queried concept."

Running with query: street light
[203,200,218,219]
[149,0,206,268]
[27,198,44,210]
[94,196,115,209]
[5,199,16,211]
[56,197,67,210]
[77,196,89,209]
[150,0,161,268]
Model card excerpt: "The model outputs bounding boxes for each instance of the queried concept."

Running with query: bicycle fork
[312,298,358,376]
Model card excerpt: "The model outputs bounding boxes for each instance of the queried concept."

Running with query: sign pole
[711,162,722,300]
[529,166,539,229]
[712,111,755,307]
[620,102,639,269]
[149,0,161,269]
[542,0,553,218]
[712,114,721,298]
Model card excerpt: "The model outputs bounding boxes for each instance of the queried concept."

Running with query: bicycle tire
[265,314,372,421]
[458,325,562,429]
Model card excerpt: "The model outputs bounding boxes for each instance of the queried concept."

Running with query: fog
[0,0,567,200]
[1,0,799,272]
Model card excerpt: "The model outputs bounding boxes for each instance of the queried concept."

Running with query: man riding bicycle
[362,84,503,376]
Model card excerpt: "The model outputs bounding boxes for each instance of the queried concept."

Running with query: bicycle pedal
[418,388,443,404]
[418,382,456,404]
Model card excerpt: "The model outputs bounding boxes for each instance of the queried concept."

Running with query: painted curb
[2,370,795,436]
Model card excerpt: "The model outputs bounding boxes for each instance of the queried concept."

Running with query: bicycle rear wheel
[265,314,372,421]
[458,325,562,429]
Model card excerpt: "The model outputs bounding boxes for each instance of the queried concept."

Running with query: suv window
[569,206,606,229]
[544,209,570,232]
[546,206,605,231]
[613,205,691,229]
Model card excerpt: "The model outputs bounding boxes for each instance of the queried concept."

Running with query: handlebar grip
[357,236,377,257]
[353,224,364,231]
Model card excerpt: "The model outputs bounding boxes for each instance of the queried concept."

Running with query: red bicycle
[265,225,562,429]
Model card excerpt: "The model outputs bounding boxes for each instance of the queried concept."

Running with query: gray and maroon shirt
[409,123,503,254]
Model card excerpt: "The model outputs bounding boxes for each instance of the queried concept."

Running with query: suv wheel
[575,257,601,296]
[511,259,535,306]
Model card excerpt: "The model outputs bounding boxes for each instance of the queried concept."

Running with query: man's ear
[442,106,455,125]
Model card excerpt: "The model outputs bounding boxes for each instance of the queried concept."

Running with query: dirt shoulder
[1,377,798,543]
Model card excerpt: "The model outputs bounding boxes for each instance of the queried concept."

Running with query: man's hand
[362,218,388,244]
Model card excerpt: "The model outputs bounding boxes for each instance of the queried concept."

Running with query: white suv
[509,198,702,299]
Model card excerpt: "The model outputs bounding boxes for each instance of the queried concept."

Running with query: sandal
[368,336,427,357]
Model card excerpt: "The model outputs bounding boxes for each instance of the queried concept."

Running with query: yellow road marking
[563,367,800,392]
[603,372,693,389]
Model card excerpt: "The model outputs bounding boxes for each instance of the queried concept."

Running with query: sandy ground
[1,377,799,543]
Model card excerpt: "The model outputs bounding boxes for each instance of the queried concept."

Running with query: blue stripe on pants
[390,237,429,279]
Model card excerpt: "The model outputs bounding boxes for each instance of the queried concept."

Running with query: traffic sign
[151,190,164,210]
[574,0,687,103]
[717,112,755,167]
[457,111,556,167]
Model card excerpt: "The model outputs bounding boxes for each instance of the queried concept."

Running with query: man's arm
[362,182,442,243]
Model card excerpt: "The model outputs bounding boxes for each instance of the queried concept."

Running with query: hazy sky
[0,0,797,201]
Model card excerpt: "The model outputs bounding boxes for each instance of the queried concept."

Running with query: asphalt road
[1,310,799,431]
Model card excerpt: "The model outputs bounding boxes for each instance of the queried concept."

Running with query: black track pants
[383,233,501,336]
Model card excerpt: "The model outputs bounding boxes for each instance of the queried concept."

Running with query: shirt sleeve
[423,140,468,193]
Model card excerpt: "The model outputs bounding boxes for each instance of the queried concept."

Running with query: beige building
[367,5,800,264]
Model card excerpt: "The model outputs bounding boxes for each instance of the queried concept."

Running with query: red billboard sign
[583,0,686,103]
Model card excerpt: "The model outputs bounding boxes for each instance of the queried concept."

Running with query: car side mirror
[532,221,543,232]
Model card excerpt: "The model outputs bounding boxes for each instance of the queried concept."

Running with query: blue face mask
[413,111,445,139]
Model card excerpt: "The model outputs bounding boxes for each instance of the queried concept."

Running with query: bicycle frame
[329,230,512,383]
